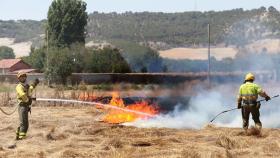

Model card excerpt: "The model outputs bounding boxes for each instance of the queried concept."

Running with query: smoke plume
[124,84,280,129]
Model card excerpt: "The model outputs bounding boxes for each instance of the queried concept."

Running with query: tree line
[2,6,280,47]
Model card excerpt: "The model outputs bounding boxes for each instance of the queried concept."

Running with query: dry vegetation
[159,47,238,60]
[0,105,280,158]
[0,38,32,57]
[159,39,280,61]
[0,83,279,158]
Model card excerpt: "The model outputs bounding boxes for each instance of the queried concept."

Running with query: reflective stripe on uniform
[19,132,26,136]
[238,82,263,102]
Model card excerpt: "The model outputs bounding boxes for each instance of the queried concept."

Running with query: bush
[0,46,15,59]
[84,47,131,73]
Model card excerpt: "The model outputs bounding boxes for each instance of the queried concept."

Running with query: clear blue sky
[0,0,279,20]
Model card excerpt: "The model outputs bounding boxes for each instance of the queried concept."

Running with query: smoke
[124,85,280,129]
[124,88,238,129]
[123,10,280,129]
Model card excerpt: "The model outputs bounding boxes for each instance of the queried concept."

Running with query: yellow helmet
[245,73,254,81]
[17,72,27,79]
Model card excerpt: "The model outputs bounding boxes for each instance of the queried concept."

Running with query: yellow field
[0,105,279,157]
[0,38,32,58]
[159,47,238,60]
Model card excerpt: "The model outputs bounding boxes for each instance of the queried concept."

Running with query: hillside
[0,38,32,57]
[1,7,280,49]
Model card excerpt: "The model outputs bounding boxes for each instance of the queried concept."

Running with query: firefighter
[237,73,270,132]
[16,72,39,140]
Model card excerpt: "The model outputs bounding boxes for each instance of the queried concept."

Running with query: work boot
[17,132,27,140]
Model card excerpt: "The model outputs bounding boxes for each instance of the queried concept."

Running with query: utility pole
[46,29,50,86]
[208,23,211,87]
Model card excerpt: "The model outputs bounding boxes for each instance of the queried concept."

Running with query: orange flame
[78,91,97,101]
[78,91,103,109]
[103,92,159,124]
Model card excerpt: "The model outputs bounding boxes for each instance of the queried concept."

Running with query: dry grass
[0,38,32,57]
[159,47,237,60]
[0,83,280,157]
[0,105,279,158]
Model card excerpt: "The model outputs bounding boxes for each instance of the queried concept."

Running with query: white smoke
[125,10,280,129]
[124,86,280,129]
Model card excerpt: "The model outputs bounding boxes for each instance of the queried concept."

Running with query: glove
[265,96,271,101]
[237,102,242,109]
[31,78,40,87]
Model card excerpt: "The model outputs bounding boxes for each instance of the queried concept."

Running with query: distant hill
[1,7,280,49]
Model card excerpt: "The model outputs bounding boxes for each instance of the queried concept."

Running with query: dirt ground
[0,105,280,158]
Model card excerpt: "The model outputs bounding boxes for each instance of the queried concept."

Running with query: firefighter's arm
[237,96,242,109]
[259,91,270,101]
[256,85,270,101]
[16,85,29,102]
[237,87,242,109]
[29,78,40,95]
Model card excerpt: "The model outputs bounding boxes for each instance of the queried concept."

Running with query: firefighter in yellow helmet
[237,73,270,132]
[16,72,39,140]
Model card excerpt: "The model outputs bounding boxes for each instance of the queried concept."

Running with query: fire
[78,91,103,109]
[103,92,159,124]
[109,92,125,107]
[78,91,159,124]
[78,91,97,101]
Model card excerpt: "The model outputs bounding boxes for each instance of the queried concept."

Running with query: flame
[103,92,159,124]
[109,92,125,108]
[78,91,97,101]
[78,91,103,109]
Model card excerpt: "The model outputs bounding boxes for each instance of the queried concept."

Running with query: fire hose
[0,104,18,115]
[209,94,279,123]
[0,98,154,117]
[35,98,154,117]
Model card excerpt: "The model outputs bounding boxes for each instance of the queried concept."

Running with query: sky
[0,0,279,20]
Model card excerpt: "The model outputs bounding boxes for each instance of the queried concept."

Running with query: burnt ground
[0,106,280,158]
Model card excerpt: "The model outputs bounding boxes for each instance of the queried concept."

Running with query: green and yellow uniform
[16,82,36,140]
[237,81,268,130]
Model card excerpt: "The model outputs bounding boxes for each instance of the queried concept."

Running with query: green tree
[46,47,74,84]
[0,46,15,59]
[68,43,88,73]
[111,40,163,72]
[84,47,131,73]
[22,47,46,71]
[47,0,88,47]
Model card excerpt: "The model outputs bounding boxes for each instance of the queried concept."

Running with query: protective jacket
[237,82,266,106]
[237,81,268,130]
[16,82,35,105]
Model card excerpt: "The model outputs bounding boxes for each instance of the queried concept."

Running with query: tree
[110,40,163,72]
[22,47,46,72]
[46,47,74,84]
[0,46,15,59]
[47,0,88,47]
[84,47,131,73]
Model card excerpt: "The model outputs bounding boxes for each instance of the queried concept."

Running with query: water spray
[209,94,279,123]
[35,98,154,117]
